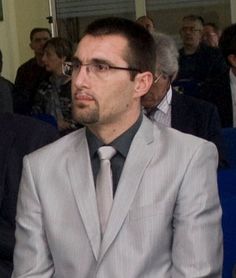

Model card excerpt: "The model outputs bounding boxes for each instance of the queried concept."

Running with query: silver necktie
[96,146,116,235]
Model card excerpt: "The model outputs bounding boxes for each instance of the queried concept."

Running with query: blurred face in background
[42,45,66,76]
[30,31,51,56]
[202,25,220,47]
[180,19,203,51]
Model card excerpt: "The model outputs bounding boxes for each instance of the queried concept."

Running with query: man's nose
[73,65,90,88]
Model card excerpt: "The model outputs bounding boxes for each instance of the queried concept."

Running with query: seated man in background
[200,23,236,128]
[174,14,227,97]
[202,22,221,48]
[0,113,59,278]
[142,31,226,167]
[13,28,51,115]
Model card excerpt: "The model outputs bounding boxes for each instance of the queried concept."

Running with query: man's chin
[73,109,99,126]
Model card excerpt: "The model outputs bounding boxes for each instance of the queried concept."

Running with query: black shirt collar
[86,113,143,159]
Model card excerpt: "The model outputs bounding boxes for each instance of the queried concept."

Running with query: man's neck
[35,54,44,67]
[88,110,141,145]
[183,45,198,55]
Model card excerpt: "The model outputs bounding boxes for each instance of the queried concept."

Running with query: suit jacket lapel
[98,117,156,262]
[67,129,101,260]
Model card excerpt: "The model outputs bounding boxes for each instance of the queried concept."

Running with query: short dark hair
[204,22,220,34]
[43,37,73,60]
[182,14,204,26]
[219,23,236,62]
[30,28,51,41]
[82,17,156,80]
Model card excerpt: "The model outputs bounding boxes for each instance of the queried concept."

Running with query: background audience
[200,23,236,128]
[174,14,227,97]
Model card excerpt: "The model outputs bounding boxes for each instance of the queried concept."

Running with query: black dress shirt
[86,114,142,195]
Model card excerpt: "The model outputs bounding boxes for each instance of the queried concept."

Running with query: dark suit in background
[151,90,225,167]
[0,77,14,113]
[199,70,233,128]
[0,113,59,278]
[171,90,223,151]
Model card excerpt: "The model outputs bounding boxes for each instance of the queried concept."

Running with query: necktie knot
[98,146,116,161]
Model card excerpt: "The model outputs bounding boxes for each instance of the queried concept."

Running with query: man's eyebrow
[91,58,112,65]
[72,57,81,63]
[72,56,113,65]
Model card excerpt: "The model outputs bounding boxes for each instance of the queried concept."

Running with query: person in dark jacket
[200,23,236,128]
[174,15,227,97]
[13,28,51,115]
[0,113,59,278]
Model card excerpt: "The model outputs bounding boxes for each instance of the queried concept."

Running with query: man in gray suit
[12,17,223,277]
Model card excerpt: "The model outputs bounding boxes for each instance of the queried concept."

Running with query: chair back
[218,168,236,277]
[221,128,236,168]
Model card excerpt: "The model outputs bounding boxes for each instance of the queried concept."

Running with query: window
[53,0,135,43]
[50,0,232,47]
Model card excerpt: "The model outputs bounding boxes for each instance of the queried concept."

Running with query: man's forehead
[182,19,202,27]
[79,34,127,44]
[77,34,128,57]
[32,31,50,40]
[204,25,215,32]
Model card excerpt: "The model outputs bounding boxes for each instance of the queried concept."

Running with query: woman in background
[32,37,76,135]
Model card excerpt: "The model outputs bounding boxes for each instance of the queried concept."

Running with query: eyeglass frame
[153,73,162,84]
[180,27,203,33]
[62,58,142,78]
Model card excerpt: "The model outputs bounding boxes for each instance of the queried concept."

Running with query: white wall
[230,0,236,23]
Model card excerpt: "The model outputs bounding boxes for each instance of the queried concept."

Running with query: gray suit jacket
[12,116,223,277]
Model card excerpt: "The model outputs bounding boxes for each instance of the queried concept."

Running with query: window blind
[146,0,226,10]
[55,0,135,18]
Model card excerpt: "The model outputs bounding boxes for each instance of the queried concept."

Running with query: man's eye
[72,61,81,70]
[93,63,109,72]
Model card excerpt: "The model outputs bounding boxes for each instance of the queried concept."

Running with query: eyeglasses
[180,27,202,33]
[153,73,162,84]
[62,59,141,78]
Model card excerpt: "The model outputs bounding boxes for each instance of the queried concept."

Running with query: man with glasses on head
[12,17,222,278]
[175,14,227,97]
[142,32,225,167]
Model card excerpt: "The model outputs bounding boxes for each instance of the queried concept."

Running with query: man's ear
[228,54,236,68]
[134,72,153,98]
[29,42,33,50]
